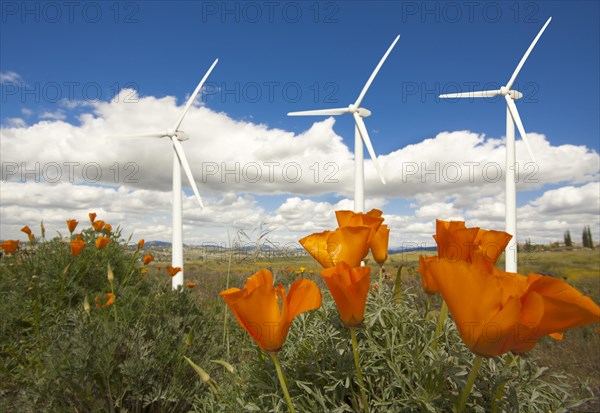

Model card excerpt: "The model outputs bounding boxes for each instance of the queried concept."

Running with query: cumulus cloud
[527,182,600,215]
[2,89,597,200]
[1,89,599,247]
[1,180,598,247]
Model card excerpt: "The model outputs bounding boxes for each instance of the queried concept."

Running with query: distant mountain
[390,246,436,254]
[145,241,172,247]
[141,241,437,253]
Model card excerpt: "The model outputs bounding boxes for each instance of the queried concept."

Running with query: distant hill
[141,241,437,253]
[145,241,172,247]
[390,246,436,254]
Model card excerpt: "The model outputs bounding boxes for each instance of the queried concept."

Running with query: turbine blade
[353,112,386,184]
[287,108,349,116]
[171,137,205,208]
[108,132,165,139]
[439,90,501,98]
[505,95,536,163]
[354,35,400,108]
[172,58,219,132]
[506,17,552,90]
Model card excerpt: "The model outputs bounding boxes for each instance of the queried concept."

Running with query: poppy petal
[286,278,322,321]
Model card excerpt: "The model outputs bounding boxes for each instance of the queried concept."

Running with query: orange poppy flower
[220,269,322,352]
[336,209,384,245]
[138,239,145,249]
[75,233,83,241]
[28,234,35,243]
[471,228,513,272]
[1,240,19,254]
[299,226,371,268]
[167,265,181,277]
[371,224,390,264]
[421,257,600,357]
[92,220,105,231]
[420,220,512,294]
[321,261,371,327]
[70,239,85,256]
[143,254,154,265]
[95,293,116,308]
[66,219,78,233]
[433,220,511,269]
[89,212,97,223]
[95,236,110,250]
[186,282,197,289]
[104,223,113,233]
[21,226,32,236]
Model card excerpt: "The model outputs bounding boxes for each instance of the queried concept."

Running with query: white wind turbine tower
[112,59,218,289]
[288,35,400,212]
[439,18,551,273]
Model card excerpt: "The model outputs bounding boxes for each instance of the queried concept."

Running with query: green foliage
[582,226,594,249]
[0,226,595,412]
[564,230,573,247]
[0,227,225,412]
[191,289,591,413]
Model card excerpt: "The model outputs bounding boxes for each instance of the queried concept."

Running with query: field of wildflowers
[1,212,598,412]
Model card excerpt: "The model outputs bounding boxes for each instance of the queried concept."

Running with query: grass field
[174,247,600,410]
[2,233,598,412]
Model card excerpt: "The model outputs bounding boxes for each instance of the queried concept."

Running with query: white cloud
[0,71,23,84]
[527,182,600,214]
[6,118,25,127]
[1,90,597,203]
[0,180,598,248]
[415,201,462,219]
[39,111,66,121]
[1,89,598,249]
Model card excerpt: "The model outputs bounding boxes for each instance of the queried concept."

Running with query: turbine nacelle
[500,86,523,100]
[348,104,372,117]
[165,130,189,141]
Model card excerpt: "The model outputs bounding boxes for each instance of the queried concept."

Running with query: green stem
[432,300,448,351]
[393,265,403,304]
[490,384,506,413]
[269,352,295,413]
[110,282,117,323]
[378,265,383,288]
[456,355,482,413]
[223,232,234,360]
[121,268,135,287]
[350,328,369,413]
[123,250,139,286]
[491,354,518,413]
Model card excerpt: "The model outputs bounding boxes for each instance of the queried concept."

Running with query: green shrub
[191,288,592,412]
[0,226,593,412]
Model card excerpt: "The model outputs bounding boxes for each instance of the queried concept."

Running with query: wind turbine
[288,35,400,213]
[111,59,218,289]
[439,18,551,273]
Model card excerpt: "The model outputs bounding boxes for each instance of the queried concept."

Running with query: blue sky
[2,1,598,149]
[1,1,599,246]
